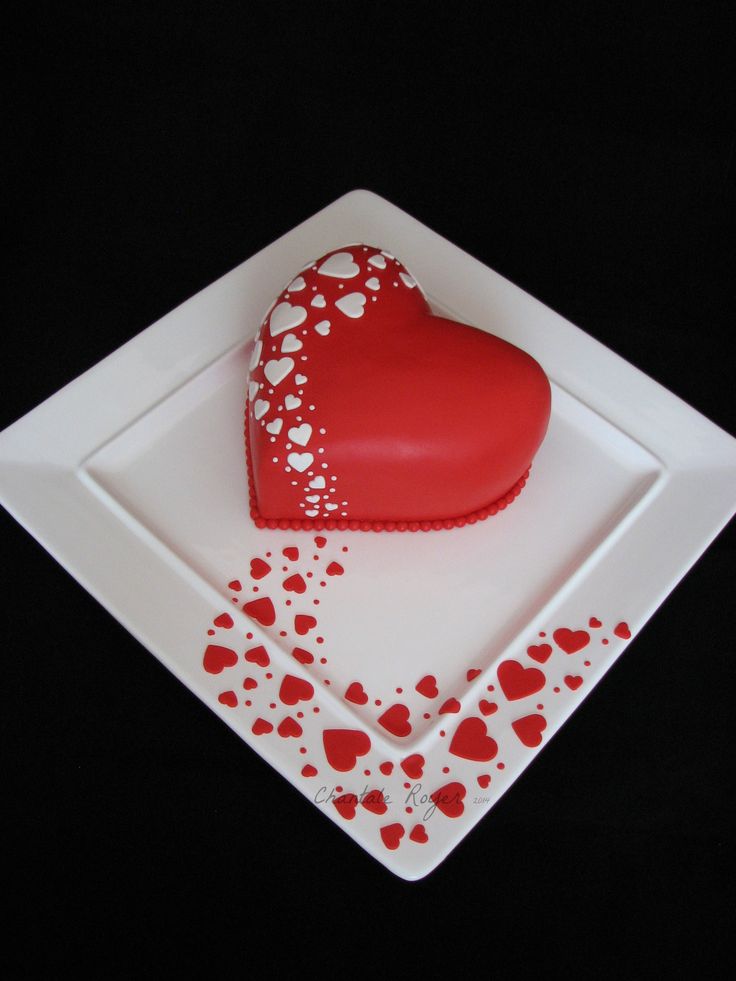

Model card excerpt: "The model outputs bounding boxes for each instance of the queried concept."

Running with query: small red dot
[403,782,410,789]
[487,684,495,692]
[266,552,271,557]
[335,786,342,793]
[253,586,259,593]
[602,638,609,645]
[405,806,413,814]
[265,672,273,679]
[364,769,370,776]
[342,546,348,553]
[269,703,276,709]
[316,637,324,644]
[396,687,403,694]
[306,571,313,578]
[423,712,431,719]
[319,657,327,664]
[537,704,544,710]
[439,730,446,737]
[539,631,546,637]
[279,630,287,637]
[246,632,253,640]
[313,555,319,561]
[245,700,251,707]
[313,707,320,713]
[375,699,382,706]
[497,762,505,770]
[442,766,449,774]
[297,711,304,718]
[207,629,215,636]
[231,597,238,603]
[324,680,331,685]
[554,686,560,693]
[282,566,287,572]
[286,599,292,606]
[320,581,326,587]
[299,747,306,754]
[313,599,320,605]
[584,660,591,666]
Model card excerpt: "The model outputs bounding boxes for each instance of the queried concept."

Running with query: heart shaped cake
[245,245,551,531]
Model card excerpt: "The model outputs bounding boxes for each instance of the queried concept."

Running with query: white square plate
[1,190,734,879]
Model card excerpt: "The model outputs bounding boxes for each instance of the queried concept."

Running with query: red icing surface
[245,245,550,531]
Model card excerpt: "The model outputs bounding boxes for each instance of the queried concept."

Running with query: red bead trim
[244,400,531,532]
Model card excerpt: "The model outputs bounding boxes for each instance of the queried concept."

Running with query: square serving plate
[1,189,735,879]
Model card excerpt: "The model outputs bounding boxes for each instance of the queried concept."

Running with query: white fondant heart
[284,394,302,410]
[253,399,270,420]
[314,320,330,336]
[280,333,303,354]
[287,275,306,292]
[249,339,263,371]
[248,380,259,402]
[399,271,417,288]
[311,294,326,308]
[305,509,319,517]
[368,254,387,269]
[288,423,312,446]
[365,277,380,291]
[309,476,326,489]
[295,373,308,385]
[264,358,295,386]
[324,503,338,511]
[270,302,307,337]
[288,452,314,473]
[318,251,359,279]
[335,292,367,319]
[305,494,320,504]
[266,418,283,435]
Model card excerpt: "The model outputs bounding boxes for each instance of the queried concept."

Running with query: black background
[4,4,735,975]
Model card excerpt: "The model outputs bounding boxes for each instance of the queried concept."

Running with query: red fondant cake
[245,245,551,531]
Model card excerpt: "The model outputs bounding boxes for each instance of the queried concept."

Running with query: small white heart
[314,320,330,336]
[270,302,307,337]
[287,452,314,473]
[249,339,263,370]
[305,494,320,504]
[264,357,295,386]
[335,292,367,319]
[311,294,326,308]
[287,275,305,292]
[280,333,303,354]
[305,509,319,517]
[253,399,270,420]
[365,277,380,291]
[284,394,302,410]
[399,271,417,289]
[324,503,338,511]
[288,423,312,446]
[368,254,387,269]
[266,418,283,435]
[318,251,359,279]
[295,373,308,385]
[309,476,326,489]
[248,380,259,402]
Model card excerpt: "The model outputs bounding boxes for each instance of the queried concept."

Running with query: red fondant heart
[564,675,583,691]
[512,713,547,747]
[479,699,497,716]
[614,621,632,639]
[345,681,368,705]
[378,703,412,737]
[400,754,425,779]
[527,643,552,664]
[277,715,303,738]
[245,245,550,530]
[294,614,317,635]
[334,793,358,820]
[553,628,590,654]
[301,764,318,777]
[477,774,491,789]
[249,558,271,580]
[379,762,394,776]
[362,789,388,815]
[430,781,466,819]
[326,561,344,576]
[243,597,276,626]
[283,573,306,594]
[439,697,461,715]
[291,646,314,664]
[589,617,602,629]
[466,668,481,682]
[213,613,233,629]
[415,675,438,699]
[244,645,270,667]
[243,677,258,690]
[218,690,237,708]
[380,823,405,850]
[449,717,498,762]
[252,718,273,736]
[497,660,546,701]
[323,729,371,771]
[279,674,314,705]
[282,546,299,561]
[409,824,429,844]
[203,644,238,674]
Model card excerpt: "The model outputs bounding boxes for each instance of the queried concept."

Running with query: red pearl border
[244,400,531,532]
